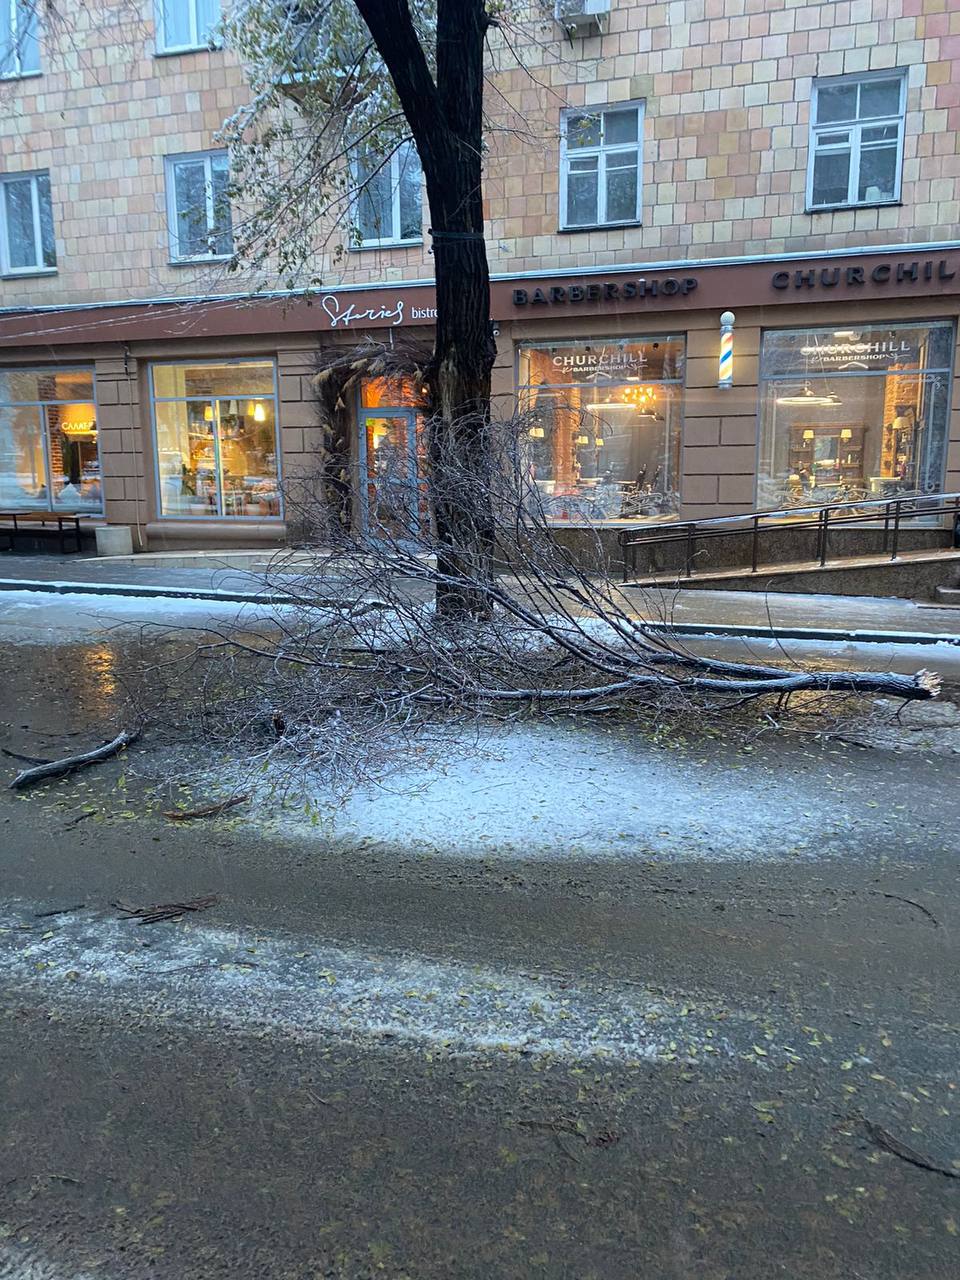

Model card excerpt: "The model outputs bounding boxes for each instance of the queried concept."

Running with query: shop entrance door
[361,409,424,541]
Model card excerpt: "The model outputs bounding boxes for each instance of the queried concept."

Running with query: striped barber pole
[718,311,735,389]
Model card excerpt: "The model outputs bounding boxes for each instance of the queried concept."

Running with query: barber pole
[718,310,735,389]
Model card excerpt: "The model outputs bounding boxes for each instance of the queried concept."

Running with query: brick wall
[1,0,958,310]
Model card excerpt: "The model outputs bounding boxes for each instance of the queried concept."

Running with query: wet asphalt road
[1,629,960,1279]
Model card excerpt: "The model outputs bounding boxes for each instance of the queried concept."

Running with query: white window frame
[806,69,907,212]
[0,0,40,79]
[0,170,55,276]
[352,143,423,249]
[559,101,644,231]
[164,150,233,263]
[155,0,220,55]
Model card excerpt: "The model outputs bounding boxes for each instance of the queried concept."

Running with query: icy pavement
[0,900,862,1073]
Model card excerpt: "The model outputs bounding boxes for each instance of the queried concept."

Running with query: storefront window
[359,375,428,538]
[151,361,281,518]
[758,322,954,512]
[518,337,684,523]
[0,368,102,512]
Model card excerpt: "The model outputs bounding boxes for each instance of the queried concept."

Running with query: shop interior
[152,363,281,518]
[758,324,952,513]
[0,370,102,513]
[518,338,685,523]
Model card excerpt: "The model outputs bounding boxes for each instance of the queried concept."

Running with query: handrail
[617,490,960,582]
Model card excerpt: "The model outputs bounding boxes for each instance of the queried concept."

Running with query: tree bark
[352,0,497,613]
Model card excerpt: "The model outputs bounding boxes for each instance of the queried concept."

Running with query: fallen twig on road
[34,904,85,919]
[1,747,52,766]
[863,1119,960,1179]
[112,894,219,925]
[9,729,140,790]
[869,891,939,928]
[163,793,249,822]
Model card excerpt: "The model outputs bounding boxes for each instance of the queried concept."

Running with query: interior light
[594,436,604,448]
[777,385,837,407]
[203,405,214,421]
[833,330,859,340]
[575,433,590,446]
[803,429,815,440]
[252,402,267,423]
[840,428,852,440]
[529,425,545,439]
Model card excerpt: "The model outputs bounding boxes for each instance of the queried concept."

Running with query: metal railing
[618,491,960,583]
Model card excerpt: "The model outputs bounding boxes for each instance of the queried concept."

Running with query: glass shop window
[757,322,954,513]
[517,337,685,524]
[151,360,281,518]
[0,368,102,513]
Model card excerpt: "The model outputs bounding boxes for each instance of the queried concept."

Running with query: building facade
[1,0,959,552]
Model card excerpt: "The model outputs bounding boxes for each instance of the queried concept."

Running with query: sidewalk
[1,551,959,646]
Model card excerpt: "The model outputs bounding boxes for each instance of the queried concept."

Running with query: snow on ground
[0,589,281,641]
[246,719,900,862]
[1,900,835,1071]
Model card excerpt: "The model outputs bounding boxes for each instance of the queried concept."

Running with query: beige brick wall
[0,0,958,310]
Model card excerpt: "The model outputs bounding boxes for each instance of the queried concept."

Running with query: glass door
[362,410,422,540]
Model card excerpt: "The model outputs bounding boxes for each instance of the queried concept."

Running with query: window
[808,71,906,210]
[560,103,643,230]
[0,0,39,78]
[0,171,55,275]
[757,322,954,514]
[150,361,281,518]
[0,369,102,514]
[517,337,684,524]
[165,151,233,261]
[156,0,220,53]
[354,142,422,248]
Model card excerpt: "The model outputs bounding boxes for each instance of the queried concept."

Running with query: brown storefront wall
[1,247,959,544]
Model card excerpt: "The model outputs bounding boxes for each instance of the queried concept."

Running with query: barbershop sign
[512,276,698,307]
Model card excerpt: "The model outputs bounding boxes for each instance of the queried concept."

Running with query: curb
[1,577,959,647]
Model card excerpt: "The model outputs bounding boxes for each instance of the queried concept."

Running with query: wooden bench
[0,511,83,554]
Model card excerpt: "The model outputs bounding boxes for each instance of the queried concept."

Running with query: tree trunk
[352,0,497,614]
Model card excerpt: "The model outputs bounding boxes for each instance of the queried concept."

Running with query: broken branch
[9,729,140,791]
[163,793,249,822]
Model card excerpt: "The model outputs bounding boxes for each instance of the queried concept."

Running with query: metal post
[751,515,760,573]
[890,499,902,560]
[819,506,829,566]
[685,524,695,578]
[882,501,891,552]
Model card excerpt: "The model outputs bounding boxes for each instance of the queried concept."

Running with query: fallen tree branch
[9,729,140,791]
[863,1119,960,1179]
[34,904,86,919]
[163,793,249,822]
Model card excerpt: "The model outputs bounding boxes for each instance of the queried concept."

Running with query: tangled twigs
[112,895,219,925]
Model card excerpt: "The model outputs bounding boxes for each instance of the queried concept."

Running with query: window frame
[559,101,645,232]
[155,0,220,55]
[148,358,283,522]
[351,142,423,250]
[164,149,233,263]
[0,0,40,79]
[0,169,56,277]
[806,69,907,213]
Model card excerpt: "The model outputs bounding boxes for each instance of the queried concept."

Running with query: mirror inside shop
[757,322,953,513]
[152,362,281,518]
[518,337,684,523]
